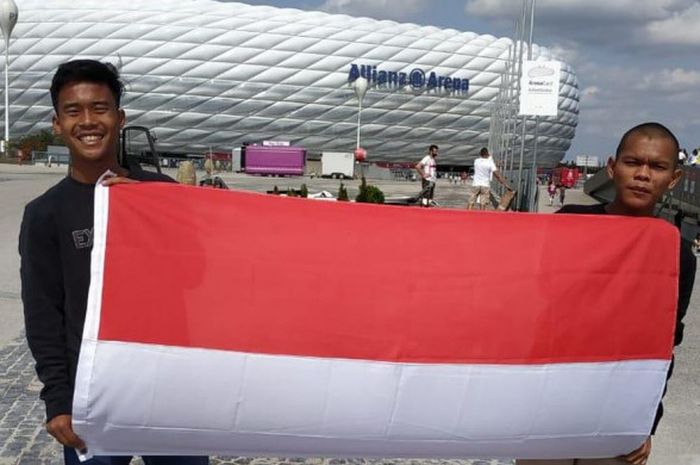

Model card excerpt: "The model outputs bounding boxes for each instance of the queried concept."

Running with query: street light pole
[352,77,368,177]
[527,0,539,212]
[514,0,528,210]
[353,76,368,150]
[0,0,18,156]
[515,0,535,211]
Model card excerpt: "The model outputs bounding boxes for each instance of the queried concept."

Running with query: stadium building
[6,0,580,165]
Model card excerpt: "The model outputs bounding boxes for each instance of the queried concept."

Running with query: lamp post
[0,0,17,156]
[353,76,368,150]
[352,76,368,177]
[515,0,535,211]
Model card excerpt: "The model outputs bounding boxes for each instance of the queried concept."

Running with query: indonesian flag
[73,182,679,460]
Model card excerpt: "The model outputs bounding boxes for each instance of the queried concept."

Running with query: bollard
[176,160,197,185]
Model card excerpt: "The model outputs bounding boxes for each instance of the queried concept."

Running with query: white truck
[321,151,355,179]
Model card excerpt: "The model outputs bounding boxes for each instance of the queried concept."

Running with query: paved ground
[1,164,699,464]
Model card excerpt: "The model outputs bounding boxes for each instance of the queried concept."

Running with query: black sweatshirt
[19,170,174,421]
[557,203,696,433]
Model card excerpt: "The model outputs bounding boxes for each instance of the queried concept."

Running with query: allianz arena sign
[349,64,470,94]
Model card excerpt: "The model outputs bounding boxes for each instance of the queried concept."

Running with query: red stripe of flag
[98,184,678,364]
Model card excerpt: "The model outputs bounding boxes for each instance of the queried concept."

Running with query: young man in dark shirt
[19,60,208,465]
[519,123,696,465]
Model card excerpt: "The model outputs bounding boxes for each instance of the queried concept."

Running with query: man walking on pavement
[415,144,438,206]
[467,147,512,210]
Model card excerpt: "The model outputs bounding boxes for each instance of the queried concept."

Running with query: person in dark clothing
[558,184,566,206]
[518,122,695,465]
[19,60,208,465]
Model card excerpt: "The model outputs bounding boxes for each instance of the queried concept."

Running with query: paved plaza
[1,164,699,465]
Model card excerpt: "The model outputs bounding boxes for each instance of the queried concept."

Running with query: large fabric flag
[73,182,679,459]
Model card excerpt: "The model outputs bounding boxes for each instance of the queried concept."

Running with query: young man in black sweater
[19,60,208,465]
[518,123,696,465]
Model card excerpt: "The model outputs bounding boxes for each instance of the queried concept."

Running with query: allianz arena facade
[7,0,580,165]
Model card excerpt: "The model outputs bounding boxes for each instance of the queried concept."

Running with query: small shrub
[355,177,384,204]
[300,183,308,198]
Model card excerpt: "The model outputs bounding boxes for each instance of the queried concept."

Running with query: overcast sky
[231,0,700,161]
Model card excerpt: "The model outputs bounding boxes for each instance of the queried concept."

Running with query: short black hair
[615,122,680,163]
[429,144,439,151]
[50,59,124,111]
[479,147,489,157]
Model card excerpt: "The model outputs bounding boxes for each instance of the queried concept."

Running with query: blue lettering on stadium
[348,63,469,94]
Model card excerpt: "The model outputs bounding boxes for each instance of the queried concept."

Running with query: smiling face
[608,132,682,216]
[52,81,125,168]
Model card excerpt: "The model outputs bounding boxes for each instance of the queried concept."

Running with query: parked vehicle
[120,125,161,173]
[243,145,305,176]
[551,167,580,188]
[321,151,354,179]
[231,147,242,172]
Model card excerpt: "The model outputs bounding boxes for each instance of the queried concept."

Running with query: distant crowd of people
[678,148,700,166]
[414,145,700,211]
[547,181,567,207]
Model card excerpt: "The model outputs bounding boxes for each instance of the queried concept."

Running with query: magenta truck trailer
[243,145,306,176]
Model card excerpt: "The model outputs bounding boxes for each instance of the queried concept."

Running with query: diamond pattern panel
[5,0,580,164]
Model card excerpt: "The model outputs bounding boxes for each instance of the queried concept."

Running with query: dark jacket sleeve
[19,203,73,421]
[651,238,696,434]
[675,239,696,346]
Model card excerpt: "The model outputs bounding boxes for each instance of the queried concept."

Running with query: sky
[229,0,700,162]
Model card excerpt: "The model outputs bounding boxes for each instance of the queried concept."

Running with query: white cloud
[580,85,601,107]
[464,0,700,49]
[582,86,600,97]
[565,62,700,156]
[646,2,700,45]
[547,43,580,64]
[464,0,692,21]
[638,68,700,93]
[463,0,519,17]
[320,0,432,21]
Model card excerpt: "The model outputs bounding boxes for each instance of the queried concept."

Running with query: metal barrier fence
[31,151,71,166]
[500,168,535,211]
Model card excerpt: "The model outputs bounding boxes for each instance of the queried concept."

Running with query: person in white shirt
[415,144,438,206]
[467,147,512,210]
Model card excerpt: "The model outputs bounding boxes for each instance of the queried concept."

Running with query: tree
[14,129,61,160]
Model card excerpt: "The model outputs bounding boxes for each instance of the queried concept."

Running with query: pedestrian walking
[415,144,438,206]
[547,181,556,206]
[467,147,512,210]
